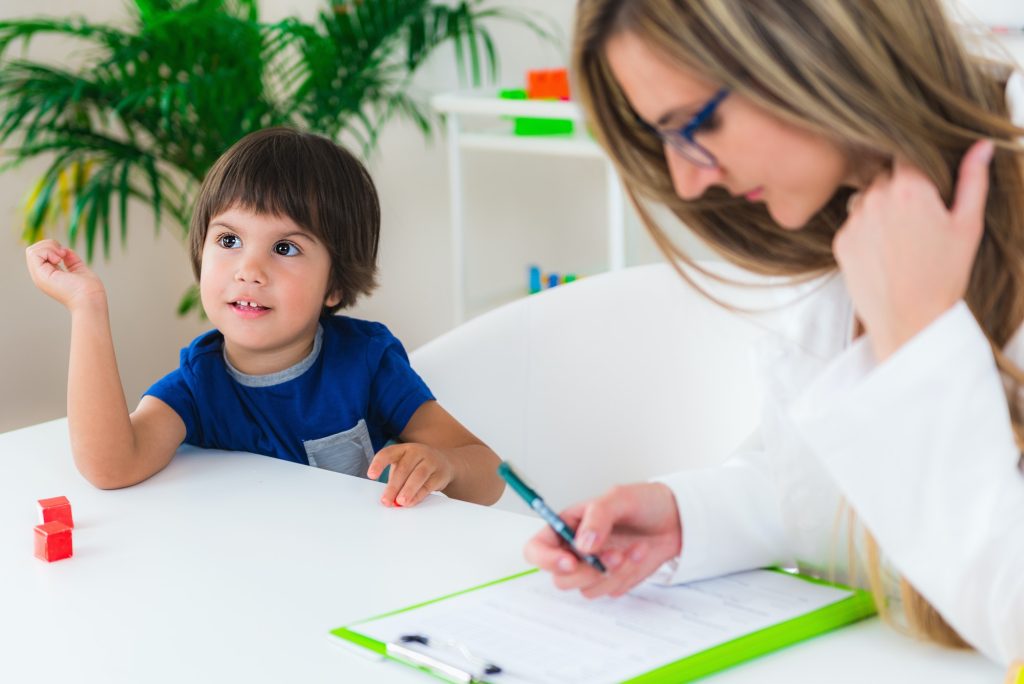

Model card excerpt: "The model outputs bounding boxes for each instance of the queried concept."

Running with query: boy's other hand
[367,443,455,507]
[25,239,106,311]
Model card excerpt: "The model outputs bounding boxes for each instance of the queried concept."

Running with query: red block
[527,68,570,100]
[34,521,73,562]
[38,496,74,528]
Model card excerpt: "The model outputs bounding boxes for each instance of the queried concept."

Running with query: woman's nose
[665,147,724,200]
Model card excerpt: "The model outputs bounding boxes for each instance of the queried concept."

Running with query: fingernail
[980,140,995,164]
[397,496,406,506]
[577,530,597,552]
[605,551,623,569]
[629,546,647,563]
[557,557,575,572]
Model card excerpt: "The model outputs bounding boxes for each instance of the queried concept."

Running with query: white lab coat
[657,73,1024,665]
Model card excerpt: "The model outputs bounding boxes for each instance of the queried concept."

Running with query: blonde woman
[525,0,1024,665]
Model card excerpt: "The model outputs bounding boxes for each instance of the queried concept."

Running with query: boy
[25,127,504,507]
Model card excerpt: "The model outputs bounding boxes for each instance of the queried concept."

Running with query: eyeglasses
[638,87,730,168]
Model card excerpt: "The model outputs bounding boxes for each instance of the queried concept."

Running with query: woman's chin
[767,203,813,231]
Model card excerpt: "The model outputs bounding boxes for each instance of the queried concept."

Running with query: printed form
[355,569,855,684]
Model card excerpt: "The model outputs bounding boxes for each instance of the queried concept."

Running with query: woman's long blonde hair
[572,0,1024,647]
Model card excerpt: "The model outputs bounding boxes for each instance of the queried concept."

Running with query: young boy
[25,127,504,507]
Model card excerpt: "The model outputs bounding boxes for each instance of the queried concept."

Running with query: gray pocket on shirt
[302,420,374,478]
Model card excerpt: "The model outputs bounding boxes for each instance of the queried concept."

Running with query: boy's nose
[666,147,724,200]
[234,254,267,285]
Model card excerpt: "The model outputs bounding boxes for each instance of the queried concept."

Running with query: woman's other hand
[834,140,994,360]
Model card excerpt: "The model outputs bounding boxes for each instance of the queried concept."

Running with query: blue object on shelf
[528,265,542,294]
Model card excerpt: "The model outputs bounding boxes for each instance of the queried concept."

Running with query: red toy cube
[527,68,570,101]
[38,496,74,528]
[34,521,73,562]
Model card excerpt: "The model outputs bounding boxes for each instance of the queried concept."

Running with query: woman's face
[605,30,854,230]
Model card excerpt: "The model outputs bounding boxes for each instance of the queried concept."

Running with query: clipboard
[328,567,876,684]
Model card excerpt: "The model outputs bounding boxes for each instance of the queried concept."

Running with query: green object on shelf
[500,88,574,135]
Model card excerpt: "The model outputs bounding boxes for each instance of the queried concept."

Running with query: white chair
[410,262,772,513]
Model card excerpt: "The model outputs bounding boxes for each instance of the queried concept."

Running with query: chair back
[411,262,771,513]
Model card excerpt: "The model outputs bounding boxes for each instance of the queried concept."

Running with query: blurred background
[1,0,1022,434]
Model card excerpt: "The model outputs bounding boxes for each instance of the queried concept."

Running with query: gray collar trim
[223,324,323,387]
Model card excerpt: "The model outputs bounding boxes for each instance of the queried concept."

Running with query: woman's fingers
[573,487,643,554]
[524,525,578,572]
[951,139,994,239]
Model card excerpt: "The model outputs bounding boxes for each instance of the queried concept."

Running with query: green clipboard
[329,567,876,684]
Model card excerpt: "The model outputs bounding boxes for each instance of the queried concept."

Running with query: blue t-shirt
[145,316,434,478]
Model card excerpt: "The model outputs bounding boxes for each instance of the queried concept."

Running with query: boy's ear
[325,289,343,308]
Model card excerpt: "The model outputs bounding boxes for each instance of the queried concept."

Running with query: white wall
[1,1,1022,434]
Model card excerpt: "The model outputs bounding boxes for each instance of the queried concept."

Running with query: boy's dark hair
[188,127,380,313]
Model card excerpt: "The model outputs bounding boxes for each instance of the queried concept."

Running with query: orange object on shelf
[526,68,570,100]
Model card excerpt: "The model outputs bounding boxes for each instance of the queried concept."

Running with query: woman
[525,0,1024,665]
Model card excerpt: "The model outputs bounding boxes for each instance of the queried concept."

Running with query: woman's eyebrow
[655,104,702,128]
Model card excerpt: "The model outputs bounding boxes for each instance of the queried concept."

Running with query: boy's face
[199,206,340,374]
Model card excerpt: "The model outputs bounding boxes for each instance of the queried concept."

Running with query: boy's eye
[274,241,300,257]
[217,234,241,249]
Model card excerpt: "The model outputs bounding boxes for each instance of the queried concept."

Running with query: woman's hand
[368,442,456,507]
[834,140,994,361]
[524,482,682,598]
[25,239,106,312]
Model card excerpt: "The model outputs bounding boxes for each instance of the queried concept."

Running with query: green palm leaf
[0,0,554,315]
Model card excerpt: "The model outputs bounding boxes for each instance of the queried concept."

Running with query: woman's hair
[189,127,380,313]
[573,0,1024,648]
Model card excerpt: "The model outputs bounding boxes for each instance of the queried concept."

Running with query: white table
[0,420,1002,683]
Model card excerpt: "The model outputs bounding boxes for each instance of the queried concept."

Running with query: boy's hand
[367,443,456,507]
[25,239,106,311]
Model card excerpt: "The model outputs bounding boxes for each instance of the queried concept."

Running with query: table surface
[0,419,1002,683]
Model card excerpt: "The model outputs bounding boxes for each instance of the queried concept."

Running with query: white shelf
[459,130,604,158]
[431,90,587,119]
[433,90,626,325]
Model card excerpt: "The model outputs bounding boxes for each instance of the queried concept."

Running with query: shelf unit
[431,90,626,324]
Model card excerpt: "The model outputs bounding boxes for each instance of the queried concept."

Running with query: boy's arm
[368,401,504,506]
[27,240,185,489]
[69,305,184,488]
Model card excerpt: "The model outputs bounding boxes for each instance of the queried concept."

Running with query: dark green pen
[498,462,607,573]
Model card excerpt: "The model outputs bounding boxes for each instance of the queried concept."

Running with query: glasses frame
[640,87,730,168]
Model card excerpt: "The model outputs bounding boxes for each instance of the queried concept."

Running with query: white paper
[352,569,854,684]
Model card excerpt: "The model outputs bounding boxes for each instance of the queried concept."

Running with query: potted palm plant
[0,0,553,312]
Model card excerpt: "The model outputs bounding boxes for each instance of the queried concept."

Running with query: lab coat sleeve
[788,301,1024,665]
[653,429,795,585]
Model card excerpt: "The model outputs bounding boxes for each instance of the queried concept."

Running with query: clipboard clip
[385,633,502,683]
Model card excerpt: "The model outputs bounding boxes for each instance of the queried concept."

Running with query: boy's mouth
[231,300,271,313]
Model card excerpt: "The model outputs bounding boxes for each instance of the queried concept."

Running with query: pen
[497,462,607,573]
